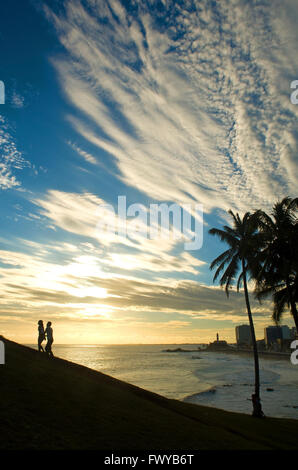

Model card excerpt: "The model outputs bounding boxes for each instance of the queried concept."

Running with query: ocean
[36,343,298,419]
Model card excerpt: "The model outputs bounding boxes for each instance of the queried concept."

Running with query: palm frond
[272,288,288,324]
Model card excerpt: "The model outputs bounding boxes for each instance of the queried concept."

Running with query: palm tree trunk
[286,277,298,333]
[242,260,264,417]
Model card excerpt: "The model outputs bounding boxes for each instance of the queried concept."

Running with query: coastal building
[235,325,251,347]
[281,325,291,340]
[256,339,266,351]
[264,325,295,352]
[264,326,282,347]
[291,327,297,339]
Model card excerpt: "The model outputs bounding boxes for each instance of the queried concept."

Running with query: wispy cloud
[0,241,272,321]
[11,91,25,109]
[44,0,298,216]
[0,235,289,343]
[33,189,205,275]
[0,116,30,189]
[67,140,97,165]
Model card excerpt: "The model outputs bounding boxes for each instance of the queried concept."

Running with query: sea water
[37,344,298,419]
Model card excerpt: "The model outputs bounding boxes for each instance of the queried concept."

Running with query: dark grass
[1,336,298,450]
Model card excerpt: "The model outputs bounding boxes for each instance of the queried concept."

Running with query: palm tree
[253,197,298,331]
[209,211,264,417]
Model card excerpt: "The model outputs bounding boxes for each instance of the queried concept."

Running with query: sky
[0,0,297,344]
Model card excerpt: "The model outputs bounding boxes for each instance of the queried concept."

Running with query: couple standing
[38,320,54,357]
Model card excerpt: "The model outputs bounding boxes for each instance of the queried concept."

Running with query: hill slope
[1,336,298,450]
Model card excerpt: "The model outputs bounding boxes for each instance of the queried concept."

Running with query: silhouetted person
[38,320,45,352]
[45,321,54,358]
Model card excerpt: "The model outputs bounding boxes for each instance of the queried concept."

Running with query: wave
[183,386,217,402]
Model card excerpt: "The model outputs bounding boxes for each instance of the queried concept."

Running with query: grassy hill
[1,336,298,450]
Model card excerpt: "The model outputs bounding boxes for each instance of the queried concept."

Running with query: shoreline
[206,348,291,360]
[163,347,291,360]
